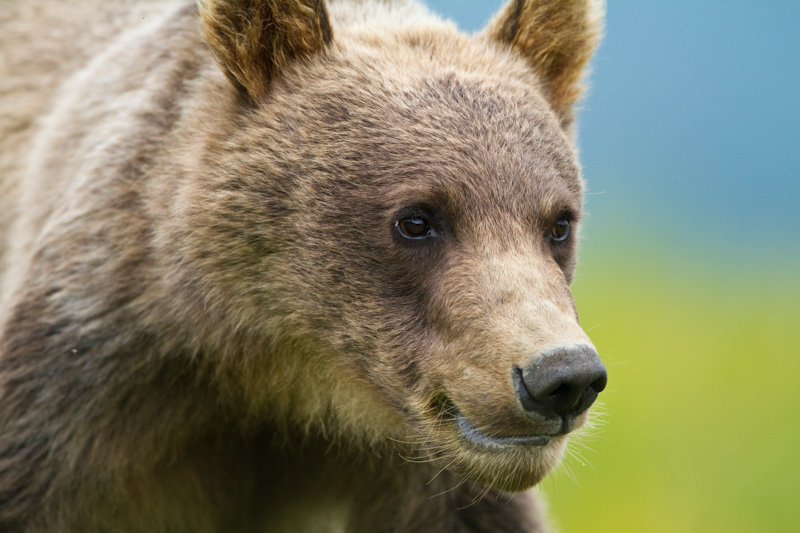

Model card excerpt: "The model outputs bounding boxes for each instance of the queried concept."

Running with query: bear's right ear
[198,0,333,99]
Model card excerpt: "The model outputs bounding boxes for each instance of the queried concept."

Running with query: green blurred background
[427,1,800,531]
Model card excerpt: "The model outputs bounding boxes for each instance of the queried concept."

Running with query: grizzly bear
[0,0,607,531]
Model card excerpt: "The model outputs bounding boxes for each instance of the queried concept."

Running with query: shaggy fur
[0,0,604,531]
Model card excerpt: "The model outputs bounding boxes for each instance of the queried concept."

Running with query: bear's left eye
[550,219,570,242]
[397,217,432,239]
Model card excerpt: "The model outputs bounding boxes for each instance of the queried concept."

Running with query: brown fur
[0,0,604,531]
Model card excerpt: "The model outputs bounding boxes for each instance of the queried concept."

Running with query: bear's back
[0,1,176,271]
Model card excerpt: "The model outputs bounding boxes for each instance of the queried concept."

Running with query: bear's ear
[482,0,604,128]
[198,0,333,99]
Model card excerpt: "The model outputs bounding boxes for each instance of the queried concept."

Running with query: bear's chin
[444,431,569,492]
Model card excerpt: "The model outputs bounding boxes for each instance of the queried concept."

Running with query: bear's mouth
[431,398,557,450]
[455,413,553,449]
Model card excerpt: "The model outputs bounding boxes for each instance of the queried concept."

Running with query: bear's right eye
[396,217,432,239]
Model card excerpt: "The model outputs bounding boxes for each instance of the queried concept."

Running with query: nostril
[551,383,573,400]
[590,372,608,394]
[513,365,539,413]
[515,345,607,417]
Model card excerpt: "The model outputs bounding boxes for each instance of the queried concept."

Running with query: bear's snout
[514,345,607,422]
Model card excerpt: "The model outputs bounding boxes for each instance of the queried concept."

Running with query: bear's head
[175,0,606,492]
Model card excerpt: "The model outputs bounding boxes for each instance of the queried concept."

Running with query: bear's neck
[25,370,499,532]
[102,418,497,532]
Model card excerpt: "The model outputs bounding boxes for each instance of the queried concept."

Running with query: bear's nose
[515,345,607,418]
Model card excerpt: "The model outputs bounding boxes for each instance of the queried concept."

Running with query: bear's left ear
[482,0,604,129]
[198,0,333,100]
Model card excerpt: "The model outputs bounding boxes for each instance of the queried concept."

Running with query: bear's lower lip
[455,412,553,449]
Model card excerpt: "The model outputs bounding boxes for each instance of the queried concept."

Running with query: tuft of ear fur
[197,0,333,99]
[483,0,604,128]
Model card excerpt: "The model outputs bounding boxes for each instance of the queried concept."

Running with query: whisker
[427,477,467,500]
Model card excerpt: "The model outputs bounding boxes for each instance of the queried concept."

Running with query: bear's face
[172,21,601,491]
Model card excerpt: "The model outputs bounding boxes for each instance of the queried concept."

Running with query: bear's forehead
[380,75,581,216]
[258,31,583,223]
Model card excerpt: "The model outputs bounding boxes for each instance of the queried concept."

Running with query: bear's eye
[396,217,431,239]
[550,219,570,242]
